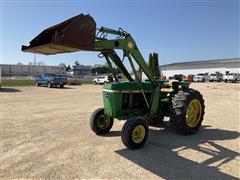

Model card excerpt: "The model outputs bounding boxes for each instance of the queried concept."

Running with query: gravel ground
[1,83,240,179]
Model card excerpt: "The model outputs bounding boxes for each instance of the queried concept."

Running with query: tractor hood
[22,14,96,55]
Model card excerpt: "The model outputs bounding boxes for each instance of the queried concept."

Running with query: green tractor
[22,14,205,149]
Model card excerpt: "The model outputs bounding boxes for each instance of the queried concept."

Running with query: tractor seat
[161,80,179,93]
[165,79,179,87]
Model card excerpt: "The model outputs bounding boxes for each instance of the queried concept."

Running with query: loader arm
[101,49,134,82]
[95,35,155,84]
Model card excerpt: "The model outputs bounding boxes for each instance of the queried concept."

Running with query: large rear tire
[90,108,113,135]
[121,117,149,149]
[170,89,205,135]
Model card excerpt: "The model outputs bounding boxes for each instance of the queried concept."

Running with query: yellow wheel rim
[132,125,145,144]
[186,99,202,127]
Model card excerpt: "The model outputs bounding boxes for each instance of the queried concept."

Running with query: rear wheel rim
[132,125,145,144]
[186,99,202,127]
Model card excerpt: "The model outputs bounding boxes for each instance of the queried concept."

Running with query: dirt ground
[1,83,240,179]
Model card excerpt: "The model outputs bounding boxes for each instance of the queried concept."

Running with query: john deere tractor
[22,14,205,149]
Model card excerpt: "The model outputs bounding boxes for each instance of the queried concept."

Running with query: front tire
[48,82,52,88]
[121,117,149,149]
[90,108,113,135]
[170,89,205,135]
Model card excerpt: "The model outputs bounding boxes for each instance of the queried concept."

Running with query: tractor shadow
[115,125,240,179]
[0,87,21,93]
[101,131,122,137]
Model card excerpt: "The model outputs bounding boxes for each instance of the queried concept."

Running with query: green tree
[66,65,71,71]
[91,65,120,75]
[75,61,80,67]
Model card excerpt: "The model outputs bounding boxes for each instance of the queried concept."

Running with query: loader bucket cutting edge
[22,14,96,55]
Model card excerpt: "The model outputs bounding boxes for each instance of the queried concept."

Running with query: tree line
[61,61,120,75]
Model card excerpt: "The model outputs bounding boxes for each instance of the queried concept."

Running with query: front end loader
[22,14,205,149]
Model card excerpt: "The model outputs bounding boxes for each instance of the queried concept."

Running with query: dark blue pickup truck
[36,74,68,88]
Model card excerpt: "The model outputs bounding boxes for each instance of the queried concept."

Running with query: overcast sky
[1,0,239,66]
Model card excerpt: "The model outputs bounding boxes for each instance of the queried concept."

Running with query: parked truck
[209,73,223,82]
[223,73,240,83]
[193,73,210,82]
[36,74,68,88]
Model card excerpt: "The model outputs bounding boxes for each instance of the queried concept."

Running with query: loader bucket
[22,14,96,55]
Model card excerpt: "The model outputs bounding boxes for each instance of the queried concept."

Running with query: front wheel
[170,89,205,135]
[48,82,52,88]
[90,108,113,135]
[121,117,149,149]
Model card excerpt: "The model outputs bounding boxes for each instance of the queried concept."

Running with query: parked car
[181,75,194,82]
[92,75,113,85]
[36,74,68,88]
[187,74,194,82]
[193,73,210,82]
[223,73,240,83]
[173,74,185,81]
[168,76,174,80]
[209,73,223,82]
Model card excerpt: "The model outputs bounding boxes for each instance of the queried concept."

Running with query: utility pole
[33,53,36,77]
[34,53,36,65]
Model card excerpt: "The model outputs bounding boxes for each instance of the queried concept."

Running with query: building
[69,65,92,77]
[160,58,240,77]
[0,64,66,77]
